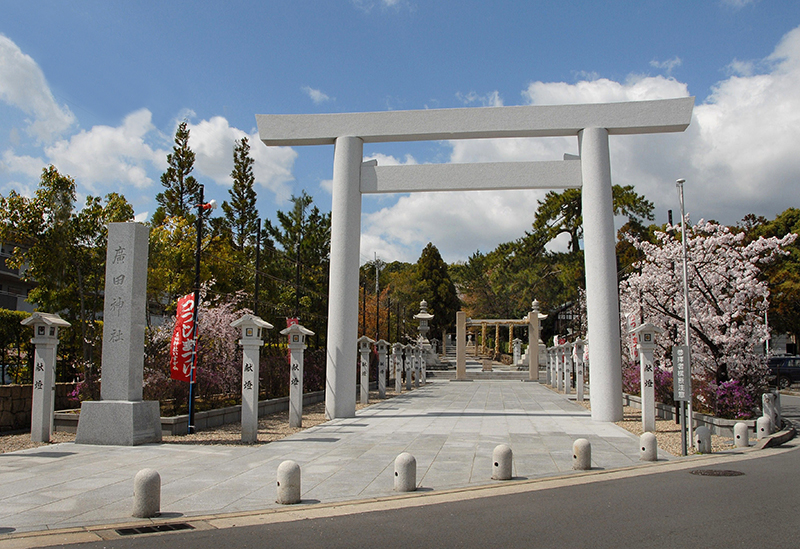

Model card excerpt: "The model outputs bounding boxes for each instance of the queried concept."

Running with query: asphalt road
[63,444,800,549]
[779,393,800,427]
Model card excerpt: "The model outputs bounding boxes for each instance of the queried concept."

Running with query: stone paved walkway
[0,379,648,534]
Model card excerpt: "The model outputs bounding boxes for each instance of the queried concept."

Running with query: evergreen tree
[153,121,200,225]
[222,137,259,251]
[414,243,460,340]
[532,185,654,253]
[265,191,331,342]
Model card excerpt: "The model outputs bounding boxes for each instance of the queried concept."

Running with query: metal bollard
[492,444,513,480]
[733,422,749,448]
[694,426,712,453]
[276,460,301,504]
[572,438,591,470]
[132,468,161,518]
[394,452,417,492]
[756,415,772,440]
[639,432,657,461]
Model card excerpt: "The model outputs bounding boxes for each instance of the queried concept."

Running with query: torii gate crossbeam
[257,97,694,422]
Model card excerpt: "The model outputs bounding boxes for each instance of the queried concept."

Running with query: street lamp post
[676,178,693,454]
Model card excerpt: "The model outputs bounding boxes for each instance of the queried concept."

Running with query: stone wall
[0,383,77,432]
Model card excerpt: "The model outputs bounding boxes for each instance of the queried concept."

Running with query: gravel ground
[0,387,402,454]
[575,400,736,455]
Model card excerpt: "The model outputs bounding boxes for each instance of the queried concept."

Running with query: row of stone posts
[391,342,427,393]
[545,338,588,402]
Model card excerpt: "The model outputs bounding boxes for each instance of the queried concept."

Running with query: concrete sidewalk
[0,379,648,535]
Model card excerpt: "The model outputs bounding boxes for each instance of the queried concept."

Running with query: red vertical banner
[627,313,639,360]
[170,294,196,382]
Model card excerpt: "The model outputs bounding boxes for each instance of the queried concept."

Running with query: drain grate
[116,522,195,536]
[690,469,745,477]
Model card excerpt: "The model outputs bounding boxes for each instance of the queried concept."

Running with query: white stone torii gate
[257,97,694,422]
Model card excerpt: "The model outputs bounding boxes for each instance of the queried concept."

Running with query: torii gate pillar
[580,127,623,421]
[325,136,363,419]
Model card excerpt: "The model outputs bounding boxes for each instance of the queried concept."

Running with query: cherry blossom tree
[619,219,796,400]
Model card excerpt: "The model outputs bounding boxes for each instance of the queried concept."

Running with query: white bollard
[639,432,658,461]
[572,438,591,470]
[132,468,161,518]
[492,444,513,480]
[694,426,712,453]
[734,422,749,448]
[394,452,417,492]
[276,460,301,504]
[757,415,772,440]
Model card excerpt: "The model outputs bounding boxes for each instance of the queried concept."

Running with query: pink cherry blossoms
[619,219,797,396]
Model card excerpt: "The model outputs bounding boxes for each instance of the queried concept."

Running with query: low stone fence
[0,383,77,432]
[54,381,379,436]
[622,393,757,438]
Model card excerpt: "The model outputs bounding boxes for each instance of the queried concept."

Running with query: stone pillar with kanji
[358,336,374,404]
[232,314,274,441]
[632,323,663,433]
[21,312,70,443]
[282,322,313,428]
[376,339,389,398]
[76,222,161,446]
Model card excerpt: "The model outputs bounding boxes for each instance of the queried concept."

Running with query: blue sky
[2,1,799,263]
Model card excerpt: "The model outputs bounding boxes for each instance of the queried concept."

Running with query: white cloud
[302,86,332,105]
[0,34,75,142]
[352,0,412,12]
[456,90,503,107]
[43,109,165,193]
[720,0,756,8]
[362,190,545,263]
[362,25,800,264]
[188,116,297,203]
[363,152,418,166]
[650,57,682,74]
[1,149,45,179]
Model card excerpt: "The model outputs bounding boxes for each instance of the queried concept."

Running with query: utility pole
[254,218,261,317]
[374,253,385,341]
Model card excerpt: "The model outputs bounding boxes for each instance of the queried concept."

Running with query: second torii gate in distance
[257,97,694,422]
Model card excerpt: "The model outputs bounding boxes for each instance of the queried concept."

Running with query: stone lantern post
[357,336,374,404]
[512,338,522,367]
[231,314,274,442]
[404,344,413,390]
[632,323,663,433]
[574,339,585,402]
[563,342,573,395]
[392,342,403,393]
[376,339,389,398]
[281,322,314,428]
[21,312,71,443]
[413,300,433,344]
[528,300,546,382]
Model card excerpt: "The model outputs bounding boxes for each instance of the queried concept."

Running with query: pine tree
[415,243,460,339]
[153,121,200,225]
[222,137,259,250]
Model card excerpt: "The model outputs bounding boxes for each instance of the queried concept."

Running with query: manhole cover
[690,469,745,477]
